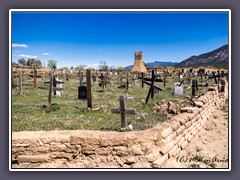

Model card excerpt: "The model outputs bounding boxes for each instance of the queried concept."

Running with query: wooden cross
[210,71,218,84]
[78,70,85,86]
[28,69,42,89]
[144,70,164,104]
[98,73,110,92]
[111,95,136,129]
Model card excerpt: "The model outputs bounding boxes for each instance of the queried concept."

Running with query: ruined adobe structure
[12,78,228,168]
[131,51,147,73]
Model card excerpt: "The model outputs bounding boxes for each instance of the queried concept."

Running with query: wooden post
[34,69,37,88]
[48,74,53,112]
[164,73,166,88]
[141,72,144,88]
[217,70,220,83]
[196,80,198,91]
[126,72,129,91]
[151,70,155,99]
[119,95,127,128]
[212,72,218,84]
[192,79,196,97]
[19,71,23,95]
[11,66,14,89]
[86,69,92,109]
[79,70,83,86]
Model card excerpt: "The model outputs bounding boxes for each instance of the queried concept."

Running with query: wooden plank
[34,69,37,89]
[119,95,127,128]
[142,81,163,91]
[151,70,155,99]
[192,79,196,97]
[48,74,53,112]
[86,69,92,109]
[19,71,23,95]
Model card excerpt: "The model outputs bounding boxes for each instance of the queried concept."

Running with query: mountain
[175,44,229,68]
[124,61,178,70]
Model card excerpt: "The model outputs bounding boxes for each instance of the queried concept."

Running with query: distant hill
[175,44,229,68]
[124,61,178,70]
[124,44,228,70]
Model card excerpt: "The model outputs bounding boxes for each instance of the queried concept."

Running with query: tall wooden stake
[119,95,127,128]
[164,73,166,88]
[141,72,144,88]
[151,70,155,98]
[48,74,53,112]
[19,71,23,95]
[86,69,92,109]
[192,79,196,98]
[34,69,37,88]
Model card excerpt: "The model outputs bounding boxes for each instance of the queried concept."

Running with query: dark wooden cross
[28,69,42,88]
[111,95,136,129]
[144,70,163,104]
[210,71,219,84]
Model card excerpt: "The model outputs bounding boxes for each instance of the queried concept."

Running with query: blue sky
[11,11,229,69]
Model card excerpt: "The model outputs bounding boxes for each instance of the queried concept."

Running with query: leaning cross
[111,95,136,129]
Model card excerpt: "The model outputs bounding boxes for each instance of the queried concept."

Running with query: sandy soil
[162,108,229,169]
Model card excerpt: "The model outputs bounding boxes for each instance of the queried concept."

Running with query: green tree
[26,58,42,69]
[167,66,175,71]
[47,60,57,70]
[18,58,26,66]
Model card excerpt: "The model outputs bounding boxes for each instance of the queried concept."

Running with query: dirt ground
[162,108,229,169]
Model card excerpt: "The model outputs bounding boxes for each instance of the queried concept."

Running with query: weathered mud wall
[12,78,228,168]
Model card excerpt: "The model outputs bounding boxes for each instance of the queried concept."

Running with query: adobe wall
[12,78,228,168]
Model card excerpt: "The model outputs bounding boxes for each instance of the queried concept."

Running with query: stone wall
[12,78,228,168]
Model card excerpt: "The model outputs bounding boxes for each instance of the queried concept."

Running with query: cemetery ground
[162,104,228,168]
[12,71,215,132]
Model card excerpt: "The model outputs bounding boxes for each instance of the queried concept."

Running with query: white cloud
[42,52,51,56]
[18,54,38,59]
[12,44,28,48]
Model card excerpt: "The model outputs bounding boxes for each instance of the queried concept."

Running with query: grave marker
[19,71,23,95]
[48,74,53,112]
[111,95,136,129]
[28,69,42,88]
[98,73,110,92]
[86,69,92,109]
[191,79,196,97]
